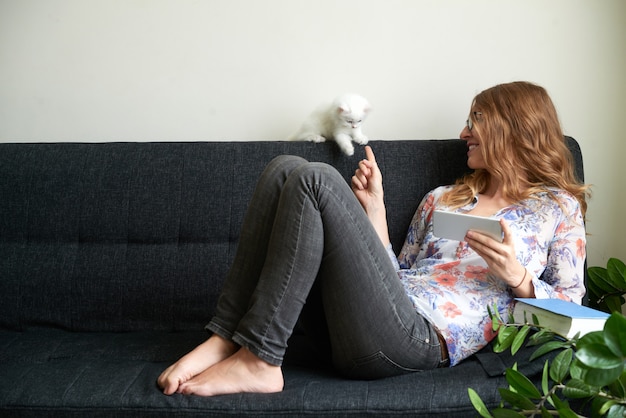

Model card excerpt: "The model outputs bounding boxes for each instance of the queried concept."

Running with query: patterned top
[385,185,586,366]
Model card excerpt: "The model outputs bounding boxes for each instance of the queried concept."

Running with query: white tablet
[433,210,503,242]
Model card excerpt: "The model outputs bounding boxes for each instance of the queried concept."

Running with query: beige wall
[1,0,624,268]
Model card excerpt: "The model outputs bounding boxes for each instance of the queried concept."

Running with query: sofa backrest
[0,138,584,332]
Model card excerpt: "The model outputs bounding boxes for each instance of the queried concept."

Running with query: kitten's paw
[337,143,355,156]
[353,135,368,145]
[306,134,326,143]
[334,133,355,155]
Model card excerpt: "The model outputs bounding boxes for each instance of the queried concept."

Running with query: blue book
[513,298,610,339]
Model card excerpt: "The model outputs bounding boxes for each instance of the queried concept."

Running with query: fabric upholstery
[0,138,584,416]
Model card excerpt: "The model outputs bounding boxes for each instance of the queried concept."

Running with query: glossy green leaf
[607,258,626,289]
[586,274,604,295]
[511,325,531,356]
[578,330,605,347]
[562,378,598,399]
[498,388,536,410]
[606,296,624,314]
[505,368,542,399]
[494,326,517,353]
[604,313,626,357]
[581,363,624,387]
[550,394,570,411]
[531,313,540,326]
[572,351,624,389]
[550,348,573,383]
[607,404,626,418]
[570,358,594,383]
[492,320,501,332]
[606,368,626,397]
[488,305,501,332]
[530,340,568,361]
[541,361,550,397]
[608,256,626,273]
[528,328,556,346]
[468,388,493,418]
[589,397,608,417]
[598,400,618,416]
[588,266,617,293]
[576,342,623,369]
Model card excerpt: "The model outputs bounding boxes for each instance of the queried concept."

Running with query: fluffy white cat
[288,93,371,156]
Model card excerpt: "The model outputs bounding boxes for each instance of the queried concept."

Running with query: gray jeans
[207,155,444,379]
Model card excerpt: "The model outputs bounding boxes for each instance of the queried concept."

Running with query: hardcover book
[513,298,610,339]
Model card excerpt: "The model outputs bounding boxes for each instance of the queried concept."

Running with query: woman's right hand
[352,146,384,210]
[352,146,390,246]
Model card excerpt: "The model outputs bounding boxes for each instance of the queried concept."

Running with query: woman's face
[460,110,486,170]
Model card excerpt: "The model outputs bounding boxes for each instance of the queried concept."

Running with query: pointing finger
[364,145,376,163]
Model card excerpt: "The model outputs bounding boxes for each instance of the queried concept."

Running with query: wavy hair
[441,81,589,216]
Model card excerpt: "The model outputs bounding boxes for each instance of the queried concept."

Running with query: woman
[157,81,588,397]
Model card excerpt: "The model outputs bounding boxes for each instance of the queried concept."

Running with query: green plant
[469,258,626,418]
[588,258,626,314]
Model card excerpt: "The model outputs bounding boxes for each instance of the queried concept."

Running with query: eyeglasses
[466,111,483,131]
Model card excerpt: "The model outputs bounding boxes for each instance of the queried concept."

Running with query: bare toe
[158,335,238,395]
[178,348,284,397]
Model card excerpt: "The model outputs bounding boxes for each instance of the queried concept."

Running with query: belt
[436,330,450,367]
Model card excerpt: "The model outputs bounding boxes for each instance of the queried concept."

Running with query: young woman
[158,81,589,397]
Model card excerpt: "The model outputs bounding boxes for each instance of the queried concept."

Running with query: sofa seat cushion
[0,329,552,417]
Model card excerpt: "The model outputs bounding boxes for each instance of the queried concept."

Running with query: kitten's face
[337,108,367,129]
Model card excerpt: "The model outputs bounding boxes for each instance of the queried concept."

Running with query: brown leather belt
[436,330,449,366]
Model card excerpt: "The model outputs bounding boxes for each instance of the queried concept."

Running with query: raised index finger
[365,145,376,163]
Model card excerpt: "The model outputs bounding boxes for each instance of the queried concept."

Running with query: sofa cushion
[0,329,555,417]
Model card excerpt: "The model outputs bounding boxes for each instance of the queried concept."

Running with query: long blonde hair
[441,81,589,216]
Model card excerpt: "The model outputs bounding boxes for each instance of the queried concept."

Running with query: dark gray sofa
[0,138,584,417]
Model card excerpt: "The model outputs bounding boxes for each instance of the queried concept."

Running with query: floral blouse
[386,185,586,366]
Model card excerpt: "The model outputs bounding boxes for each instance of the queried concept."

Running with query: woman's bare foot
[157,334,238,395]
[177,347,284,396]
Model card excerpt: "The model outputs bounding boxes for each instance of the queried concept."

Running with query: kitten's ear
[363,104,372,114]
[337,104,349,114]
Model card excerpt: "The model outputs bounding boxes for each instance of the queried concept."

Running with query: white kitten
[289,93,371,156]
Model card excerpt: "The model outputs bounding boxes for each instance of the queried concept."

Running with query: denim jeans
[206,155,444,379]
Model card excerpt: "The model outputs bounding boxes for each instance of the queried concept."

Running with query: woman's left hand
[465,219,532,294]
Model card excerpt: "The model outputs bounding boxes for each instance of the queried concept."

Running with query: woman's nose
[460,125,472,140]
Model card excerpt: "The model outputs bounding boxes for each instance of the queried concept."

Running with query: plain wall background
[1,0,624,269]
